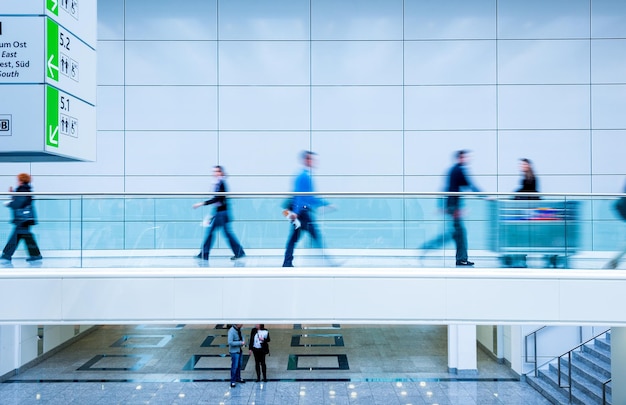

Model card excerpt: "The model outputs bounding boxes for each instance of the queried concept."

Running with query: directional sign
[0,0,96,162]
[46,17,95,104]
[45,84,95,159]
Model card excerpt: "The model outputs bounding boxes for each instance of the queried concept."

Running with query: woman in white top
[249,324,270,382]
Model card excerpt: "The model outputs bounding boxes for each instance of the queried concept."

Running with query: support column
[448,324,477,375]
[612,327,626,405]
[0,325,20,377]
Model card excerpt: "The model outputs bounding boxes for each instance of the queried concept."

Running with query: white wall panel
[497,0,590,39]
[591,0,626,38]
[592,130,626,175]
[497,130,590,176]
[404,40,496,85]
[220,42,309,85]
[125,131,217,175]
[125,41,217,85]
[219,131,310,175]
[96,87,125,131]
[313,131,403,175]
[592,85,626,129]
[218,0,310,40]
[592,40,626,84]
[498,85,590,130]
[404,0,495,40]
[405,86,496,131]
[498,40,590,84]
[312,87,402,130]
[125,87,217,131]
[219,87,309,130]
[404,131,497,176]
[125,0,217,40]
[311,0,402,40]
[312,41,402,85]
[97,0,124,40]
[97,42,125,85]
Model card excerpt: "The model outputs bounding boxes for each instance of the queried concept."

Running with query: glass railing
[0,192,624,269]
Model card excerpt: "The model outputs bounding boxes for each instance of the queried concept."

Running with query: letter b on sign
[0,115,11,135]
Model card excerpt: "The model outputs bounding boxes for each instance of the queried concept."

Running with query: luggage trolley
[489,199,580,268]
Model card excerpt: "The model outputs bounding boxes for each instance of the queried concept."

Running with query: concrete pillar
[448,324,477,375]
[0,325,20,377]
[612,327,626,405]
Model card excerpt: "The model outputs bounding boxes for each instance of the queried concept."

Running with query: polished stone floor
[0,324,551,404]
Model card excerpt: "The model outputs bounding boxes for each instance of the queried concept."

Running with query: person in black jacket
[2,173,42,263]
[192,166,245,261]
[514,158,540,200]
[446,150,481,267]
[249,324,270,382]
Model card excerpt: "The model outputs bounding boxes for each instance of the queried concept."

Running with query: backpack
[614,197,626,221]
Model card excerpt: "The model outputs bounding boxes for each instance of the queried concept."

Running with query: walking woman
[2,173,42,263]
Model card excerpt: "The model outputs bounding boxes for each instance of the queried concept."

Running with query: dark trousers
[2,225,41,259]
[202,211,244,260]
[282,209,321,267]
[252,349,267,380]
[419,209,468,261]
[451,215,468,262]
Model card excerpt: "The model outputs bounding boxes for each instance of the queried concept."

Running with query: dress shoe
[230,253,246,260]
[456,260,474,266]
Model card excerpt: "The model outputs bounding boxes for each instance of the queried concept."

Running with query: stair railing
[525,326,547,377]
[557,328,610,404]
[603,378,611,405]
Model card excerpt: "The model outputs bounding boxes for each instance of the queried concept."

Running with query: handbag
[14,205,36,225]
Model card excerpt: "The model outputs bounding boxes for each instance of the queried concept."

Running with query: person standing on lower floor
[193,166,245,262]
[249,324,270,382]
[227,324,246,388]
[2,173,42,263]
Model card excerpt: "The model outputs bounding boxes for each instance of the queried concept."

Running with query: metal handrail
[524,326,547,377]
[603,378,612,405]
[0,191,625,197]
[557,328,611,403]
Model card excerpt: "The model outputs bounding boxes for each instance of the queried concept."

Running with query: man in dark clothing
[193,166,245,262]
[446,150,480,266]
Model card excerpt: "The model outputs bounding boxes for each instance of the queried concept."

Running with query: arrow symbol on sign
[47,54,58,78]
[50,0,58,12]
[48,125,59,147]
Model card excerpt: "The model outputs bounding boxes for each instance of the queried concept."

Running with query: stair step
[572,350,611,380]
[547,362,611,403]
[536,368,610,405]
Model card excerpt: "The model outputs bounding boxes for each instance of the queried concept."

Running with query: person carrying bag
[1,173,42,263]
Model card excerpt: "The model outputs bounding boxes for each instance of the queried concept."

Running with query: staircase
[526,331,612,404]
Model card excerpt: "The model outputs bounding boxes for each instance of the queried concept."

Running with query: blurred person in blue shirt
[282,151,331,267]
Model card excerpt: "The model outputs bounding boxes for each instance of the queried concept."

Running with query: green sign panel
[46,0,59,16]
[46,19,59,81]
[46,86,59,148]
